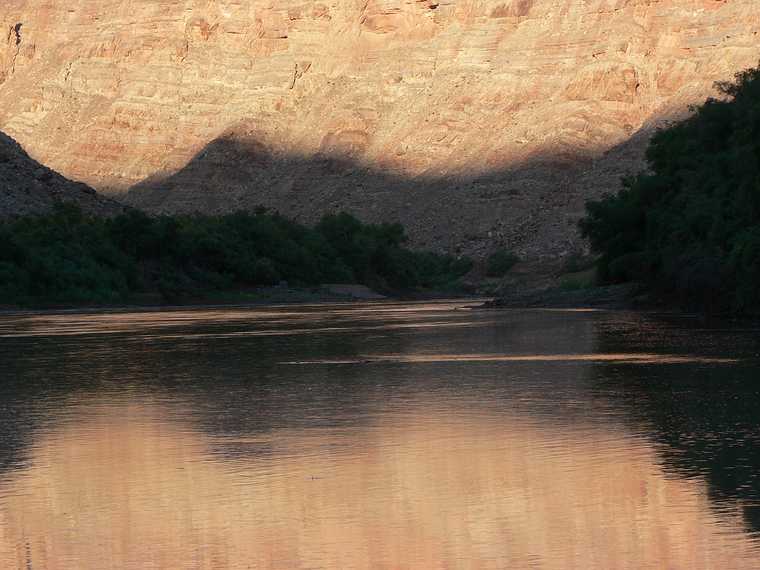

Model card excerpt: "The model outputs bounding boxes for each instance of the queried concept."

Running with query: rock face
[1,1,759,257]
[0,131,122,217]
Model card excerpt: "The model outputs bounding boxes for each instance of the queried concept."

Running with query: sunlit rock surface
[1,1,759,255]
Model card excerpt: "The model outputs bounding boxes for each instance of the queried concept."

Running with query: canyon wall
[1,1,759,257]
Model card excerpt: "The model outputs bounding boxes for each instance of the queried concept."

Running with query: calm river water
[1,301,760,569]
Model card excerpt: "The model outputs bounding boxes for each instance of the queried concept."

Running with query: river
[1,301,759,569]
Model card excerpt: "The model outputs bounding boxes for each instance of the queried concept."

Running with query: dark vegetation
[580,65,760,314]
[0,206,472,306]
[485,249,519,277]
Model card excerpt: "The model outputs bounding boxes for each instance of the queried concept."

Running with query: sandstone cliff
[0,131,122,217]
[1,1,758,257]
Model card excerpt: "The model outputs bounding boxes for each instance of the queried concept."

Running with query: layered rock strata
[1,1,759,256]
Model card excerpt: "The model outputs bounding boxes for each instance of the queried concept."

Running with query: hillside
[2,1,759,258]
[0,131,122,217]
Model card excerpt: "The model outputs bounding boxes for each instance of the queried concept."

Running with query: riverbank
[0,284,485,314]
[0,206,472,309]
[484,283,643,311]
[0,285,364,313]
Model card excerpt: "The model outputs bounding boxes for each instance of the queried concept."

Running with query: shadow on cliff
[121,128,653,259]
[0,130,123,217]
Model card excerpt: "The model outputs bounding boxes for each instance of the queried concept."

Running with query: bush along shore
[0,205,472,307]
[580,65,760,315]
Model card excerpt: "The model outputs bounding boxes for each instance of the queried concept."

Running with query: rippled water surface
[1,301,760,569]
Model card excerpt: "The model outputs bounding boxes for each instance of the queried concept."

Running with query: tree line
[581,65,760,314]
[0,205,472,306]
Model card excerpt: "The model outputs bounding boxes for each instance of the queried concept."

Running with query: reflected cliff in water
[1,302,760,568]
[589,314,760,536]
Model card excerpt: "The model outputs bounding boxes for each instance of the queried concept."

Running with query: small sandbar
[284,353,739,365]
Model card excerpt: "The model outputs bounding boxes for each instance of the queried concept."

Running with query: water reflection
[589,314,760,536]
[284,353,738,365]
[0,303,759,568]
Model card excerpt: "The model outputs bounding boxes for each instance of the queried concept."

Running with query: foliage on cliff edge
[580,66,760,314]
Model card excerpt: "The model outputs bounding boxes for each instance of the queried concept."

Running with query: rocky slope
[0,131,122,217]
[1,0,759,257]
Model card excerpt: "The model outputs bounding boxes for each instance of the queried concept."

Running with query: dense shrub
[485,249,519,277]
[0,205,471,306]
[580,65,760,314]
